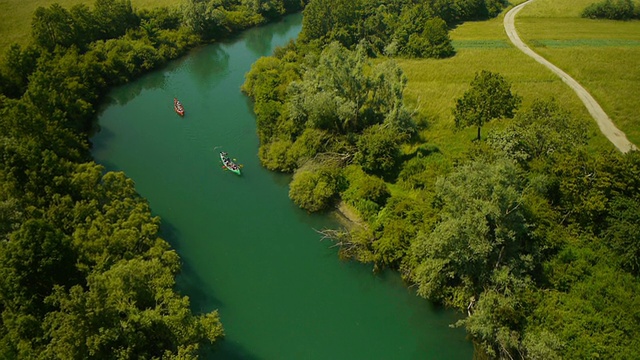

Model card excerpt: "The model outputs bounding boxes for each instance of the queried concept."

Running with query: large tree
[409,159,536,308]
[453,70,520,141]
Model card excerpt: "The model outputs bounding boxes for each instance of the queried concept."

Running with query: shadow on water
[188,46,230,90]
[160,218,225,312]
[161,218,261,360]
[244,27,274,56]
[88,122,116,151]
[270,14,303,38]
[107,71,168,108]
[203,339,261,360]
[244,14,302,57]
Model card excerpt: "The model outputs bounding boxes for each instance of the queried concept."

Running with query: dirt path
[504,0,637,153]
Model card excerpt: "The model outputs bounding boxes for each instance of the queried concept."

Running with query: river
[91,13,473,359]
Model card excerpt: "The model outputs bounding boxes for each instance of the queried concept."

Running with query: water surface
[92,13,473,359]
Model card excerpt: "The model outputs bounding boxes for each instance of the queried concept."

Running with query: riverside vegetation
[243,0,640,358]
[0,0,307,357]
[1,0,638,358]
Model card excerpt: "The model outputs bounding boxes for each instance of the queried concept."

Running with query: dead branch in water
[315,228,360,255]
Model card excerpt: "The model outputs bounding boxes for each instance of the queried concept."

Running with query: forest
[0,0,306,357]
[242,0,640,358]
[0,0,638,358]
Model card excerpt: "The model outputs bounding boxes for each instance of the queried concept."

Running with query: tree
[486,99,589,166]
[408,159,534,309]
[1,44,41,97]
[288,161,342,212]
[372,194,428,268]
[31,4,76,51]
[299,0,361,47]
[605,194,640,275]
[0,219,79,309]
[42,257,223,359]
[453,70,520,141]
[288,42,412,136]
[93,0,138,40]
[582,0,637,20]
[70,4,100,48]
[355,123,407,176]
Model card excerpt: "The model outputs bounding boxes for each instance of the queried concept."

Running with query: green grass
[0,0,184,52]
[397,0,639,159]
[517,0,640,146]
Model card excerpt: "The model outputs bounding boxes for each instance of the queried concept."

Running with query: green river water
[91,13,473,359]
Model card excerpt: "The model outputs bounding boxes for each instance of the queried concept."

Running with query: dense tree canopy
[1,0,309,356]
[300,0,505,57]
[244,40,415,182]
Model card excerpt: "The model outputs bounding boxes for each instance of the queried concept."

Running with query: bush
[342,165,390,220]
[288,162,342,212]
[582,0,637,20]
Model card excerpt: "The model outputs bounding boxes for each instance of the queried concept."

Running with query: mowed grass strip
[397,11,612,159]
[517,0,640,146]
[0,0,183,52]
[532,39,640,47]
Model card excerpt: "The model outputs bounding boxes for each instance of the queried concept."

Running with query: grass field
[397,0,639,157]
[517,0,640,146]
[0,0,183,51]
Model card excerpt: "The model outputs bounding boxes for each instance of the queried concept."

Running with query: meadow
[0,0,181,51]
[517,0,640,146]
[398,0,639,156]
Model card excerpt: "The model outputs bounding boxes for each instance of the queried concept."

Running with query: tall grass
[0,0,182,52]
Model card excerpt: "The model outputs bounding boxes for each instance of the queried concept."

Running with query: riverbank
[333,200,367,230]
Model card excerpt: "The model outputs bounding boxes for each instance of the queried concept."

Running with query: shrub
[582,0,637,20]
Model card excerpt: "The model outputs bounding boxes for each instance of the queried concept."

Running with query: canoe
[174,98,184,116]
[220,152,241,175]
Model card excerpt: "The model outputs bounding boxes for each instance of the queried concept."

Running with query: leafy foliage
[341,165,390,221]
[0,0,314,354]
[409,159,535,307]
[245,40,415,176]
[300,0,505,57]
[582,0,639,20]
[454,70,521,140]
[487,99,589,166]
[355,123,408,176]
[605,194,640,275]
[289,160,343,212]
[182,0,308,39]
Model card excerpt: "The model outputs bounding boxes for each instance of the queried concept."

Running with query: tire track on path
[504,0,637,153]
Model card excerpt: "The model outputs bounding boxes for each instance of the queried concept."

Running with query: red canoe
[174,98,184,116]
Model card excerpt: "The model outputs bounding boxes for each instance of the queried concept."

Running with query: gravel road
[504,0,637,153]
